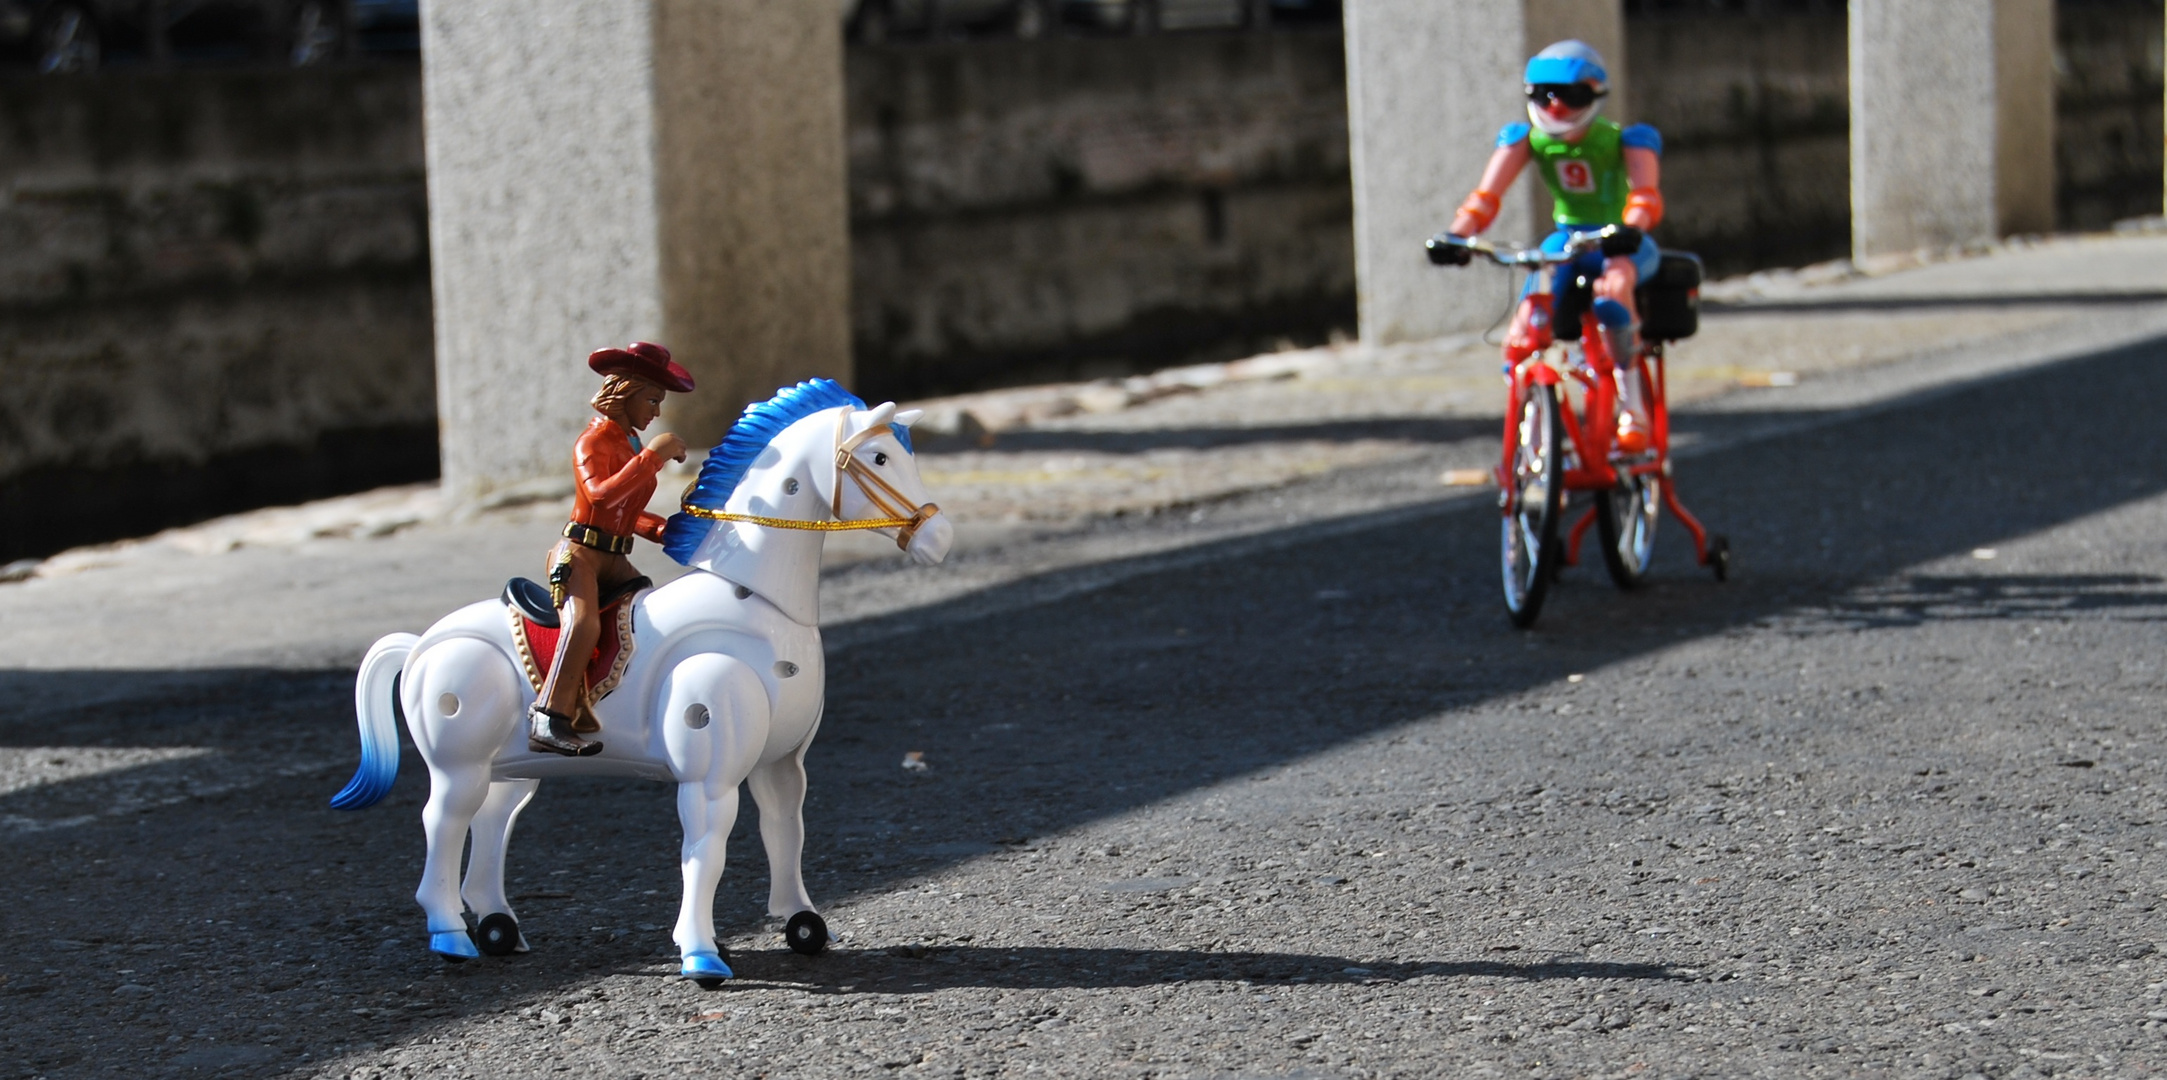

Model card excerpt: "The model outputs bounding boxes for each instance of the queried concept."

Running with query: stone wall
[2056,0,2165,230]
[1628,12,1853,274]
[0,64,433,561]
[846,31,1357,400]
[1637,2,2165,270]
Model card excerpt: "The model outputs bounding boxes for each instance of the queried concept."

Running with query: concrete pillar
[1849,0,2055,260]
[1343,0,1624,347]
[423,1,850,508]
[1994,0,2055,235]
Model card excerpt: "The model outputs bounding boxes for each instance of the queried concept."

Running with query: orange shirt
[571,417,668,543]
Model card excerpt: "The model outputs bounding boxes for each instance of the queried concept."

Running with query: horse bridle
[679,412,941,551]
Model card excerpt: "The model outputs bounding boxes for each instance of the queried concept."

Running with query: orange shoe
[1504,294,1555,360]
[1615,414,1650,455]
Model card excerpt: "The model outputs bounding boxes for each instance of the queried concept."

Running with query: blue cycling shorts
[1526,225,1661,298]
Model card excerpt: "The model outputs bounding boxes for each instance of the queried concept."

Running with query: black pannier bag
[1636,251,1703,342]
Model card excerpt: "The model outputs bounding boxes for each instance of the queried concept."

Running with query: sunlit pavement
[5,233,2167,1078]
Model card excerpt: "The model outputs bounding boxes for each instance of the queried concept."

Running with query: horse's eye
[873,452,889,466]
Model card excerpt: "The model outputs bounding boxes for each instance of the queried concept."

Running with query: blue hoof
[681,951,734,981]
[430,930,480,960]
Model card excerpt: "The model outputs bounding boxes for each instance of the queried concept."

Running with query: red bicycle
[1428,227,1729,627]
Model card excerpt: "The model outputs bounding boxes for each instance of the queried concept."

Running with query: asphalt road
[6,316,2167,1078]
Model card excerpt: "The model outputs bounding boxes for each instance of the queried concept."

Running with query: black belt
[563,522,634,555]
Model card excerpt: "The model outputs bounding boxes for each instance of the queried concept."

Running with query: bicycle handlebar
[1425,224,1642,268]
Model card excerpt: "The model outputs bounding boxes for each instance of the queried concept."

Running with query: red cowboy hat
[587,341,695,394]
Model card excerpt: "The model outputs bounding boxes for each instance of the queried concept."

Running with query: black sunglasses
[1527,83,1606,109]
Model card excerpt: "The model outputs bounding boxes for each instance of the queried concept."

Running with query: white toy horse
[330,380,952,984]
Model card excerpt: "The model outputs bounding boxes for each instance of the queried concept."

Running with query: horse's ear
[893,408,924,427]
[862,402,897,429]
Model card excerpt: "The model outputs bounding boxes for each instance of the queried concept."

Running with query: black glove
[1426,235,1473,266]
[1599,225,1645,258]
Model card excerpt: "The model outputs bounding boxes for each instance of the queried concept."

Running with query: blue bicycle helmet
[1524,40,1609,136]
[1524,39,1608,88]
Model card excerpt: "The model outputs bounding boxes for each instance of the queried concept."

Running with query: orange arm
[1623,147,1662,230]
[633,511,668,543]
[1450,143,1531,236]
[575,429,665,507]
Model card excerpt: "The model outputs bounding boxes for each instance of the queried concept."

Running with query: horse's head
[821,401,953,566]
[664,381,952,576]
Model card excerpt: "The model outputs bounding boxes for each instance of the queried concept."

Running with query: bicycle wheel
[1501,381,1564,627]
[1596,469,1660,589]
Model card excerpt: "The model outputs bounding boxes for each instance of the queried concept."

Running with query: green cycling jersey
[1497,117,1664,228]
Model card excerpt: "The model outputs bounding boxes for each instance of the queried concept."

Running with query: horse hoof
[475,913,521,957]
[681,950,734,984]
[784,911,829,957]
[430,930,480,961]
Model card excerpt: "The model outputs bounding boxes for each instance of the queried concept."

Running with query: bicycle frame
[1496,309,1625,504]
[1430,225,1730,620]
[1492,287,1717,569]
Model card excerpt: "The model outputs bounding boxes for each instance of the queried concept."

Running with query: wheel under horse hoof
[785,911,831,956]
[327,381,955,982]
[474,913,524,957]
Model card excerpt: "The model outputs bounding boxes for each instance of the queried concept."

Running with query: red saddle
[502,577,649,712]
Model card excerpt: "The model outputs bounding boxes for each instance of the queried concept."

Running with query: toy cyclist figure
[529,342,695,756]
[1435,40,1665,453]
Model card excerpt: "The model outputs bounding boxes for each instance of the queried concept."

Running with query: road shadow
[702,946,1683,994]
[2,329,2165,1075]
[1800,572,2167,630]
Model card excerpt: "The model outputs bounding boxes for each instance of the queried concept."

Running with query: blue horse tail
[330,633,418,811]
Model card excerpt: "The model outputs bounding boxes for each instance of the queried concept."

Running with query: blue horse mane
[661,379,873,565]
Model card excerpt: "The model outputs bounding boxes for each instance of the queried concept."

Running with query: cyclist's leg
[1593,232,1658,324]
[1595,234,1661,451]
[1539,226,1577,297]
[1506,227,1575,358]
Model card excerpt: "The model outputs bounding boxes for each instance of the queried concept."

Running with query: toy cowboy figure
[529,342,696,756]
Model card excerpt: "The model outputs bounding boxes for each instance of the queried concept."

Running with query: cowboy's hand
[649,432,688,462]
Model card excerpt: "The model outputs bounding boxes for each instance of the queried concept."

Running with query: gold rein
[679,417,940,550]
[675,506,913,533]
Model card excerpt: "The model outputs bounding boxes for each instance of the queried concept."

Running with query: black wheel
[34,3,99,74]
[784,911,829,956]
[1708,535,1731,582]
[474,913,520,957]
[1596,470,1660,590]
[1501,382,1564,628]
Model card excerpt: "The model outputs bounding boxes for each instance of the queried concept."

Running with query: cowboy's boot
[529,704,603,757]
[570,698,602,734]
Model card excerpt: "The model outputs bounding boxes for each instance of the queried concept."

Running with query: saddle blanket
[508,599,637,716]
